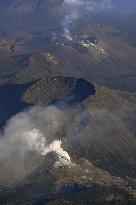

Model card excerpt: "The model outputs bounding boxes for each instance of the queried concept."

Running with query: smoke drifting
[62,0,113,35]
[0,105,71,166]
[0,95,135,184]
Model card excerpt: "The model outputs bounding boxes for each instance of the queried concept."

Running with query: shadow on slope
[49,78,96,108]
[0,77,95,128]
[0,83,33,128]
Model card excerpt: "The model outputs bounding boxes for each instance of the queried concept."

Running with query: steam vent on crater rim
[0,0,136,205]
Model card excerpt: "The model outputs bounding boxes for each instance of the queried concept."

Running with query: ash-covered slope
[1,158,136,205]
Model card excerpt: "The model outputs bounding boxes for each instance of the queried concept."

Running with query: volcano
[0,1,136,205]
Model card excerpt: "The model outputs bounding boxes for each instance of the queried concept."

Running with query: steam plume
[62,0,113,35]
[0,105,71,166]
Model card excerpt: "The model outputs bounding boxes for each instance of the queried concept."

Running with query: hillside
[0,34,136,90]
[0,1,136,204]
[0,76,135,204]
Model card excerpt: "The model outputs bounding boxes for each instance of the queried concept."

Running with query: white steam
[24,128,71,166]
[62,0,113,35]
[0,105,71,166]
